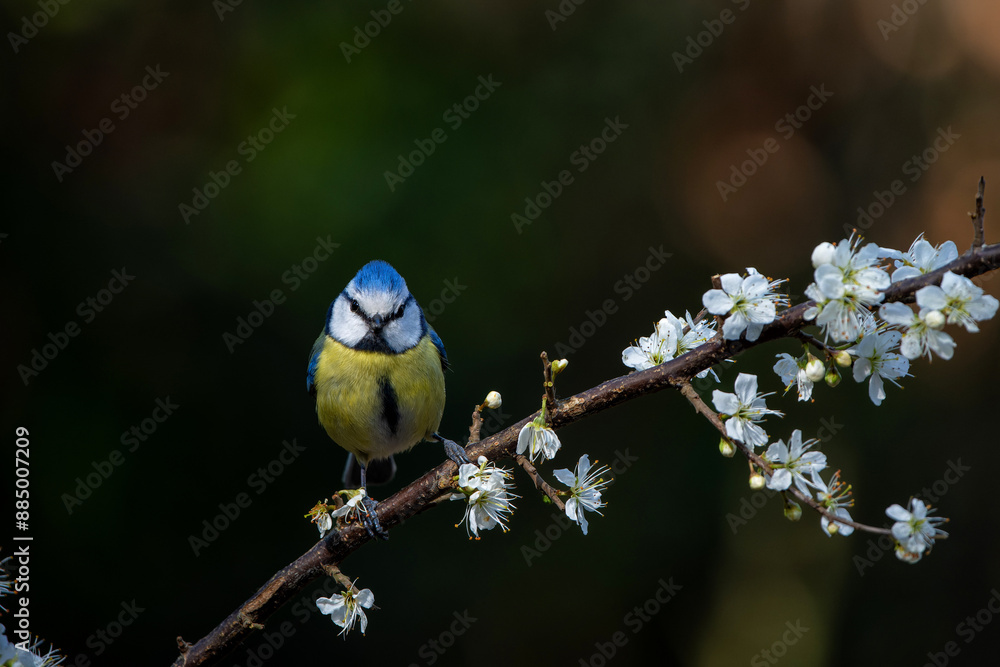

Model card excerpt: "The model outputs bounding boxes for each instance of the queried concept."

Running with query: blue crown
[352,260,407,294]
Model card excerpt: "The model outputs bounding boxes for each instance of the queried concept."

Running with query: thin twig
[541,351,556,407]
[321,564,360,595]
[793,331,840,358]
[468,404,484,445]
[709,274,725,333]
[677,382,889,536]
[972,176,986,251]
[515,454,566,511]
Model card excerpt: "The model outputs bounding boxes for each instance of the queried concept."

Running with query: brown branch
[171,205,1000,667]
[972,176,986,251]
[515,454,567,511]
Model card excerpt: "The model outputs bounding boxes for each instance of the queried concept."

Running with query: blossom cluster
[619,231,994,563]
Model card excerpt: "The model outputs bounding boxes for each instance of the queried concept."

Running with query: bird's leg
[433,432,470,466]
[358,465,389,541]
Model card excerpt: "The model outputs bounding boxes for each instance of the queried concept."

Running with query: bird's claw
[360,495,389,541]
[442,437,470,466]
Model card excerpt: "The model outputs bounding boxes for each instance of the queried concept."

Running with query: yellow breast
[313,335,445,465]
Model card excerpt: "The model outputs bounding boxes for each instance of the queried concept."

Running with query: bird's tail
[342,453,397,488]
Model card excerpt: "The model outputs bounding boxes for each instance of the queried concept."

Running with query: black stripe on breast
[379,376,400,436]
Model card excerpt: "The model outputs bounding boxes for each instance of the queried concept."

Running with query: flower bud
[825,368,841,387]
[924,309,946,330]
[784,501,802,522]
[811,242,836,268]
[484,391,502,409]
[834,350,853,367]
[749,473,766,490]
[719,438,736,458]
[551,359,569,376]
[805,357,825,382]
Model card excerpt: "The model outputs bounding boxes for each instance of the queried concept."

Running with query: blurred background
[4,0,1000,665]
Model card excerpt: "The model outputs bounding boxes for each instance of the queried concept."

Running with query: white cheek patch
[328,295,369,347]
[381,304,422,352]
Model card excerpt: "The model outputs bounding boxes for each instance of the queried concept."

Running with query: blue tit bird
[306,260,469,539]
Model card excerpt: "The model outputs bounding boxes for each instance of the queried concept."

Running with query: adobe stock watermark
[848,126,959,236]
[8,0,72,54]
[750,620,810,667]
[178,106,296,224]
[383,74,501,192]
[213,0,245,21]
[672,0,752,73]
[407,610,477,666]
[853,458,970,576]
[511,116,629,234]
[578,577,682,667]
[17,267,136,386]
[70,600,146,667]
[188,438,307,556]
[717,84,833,202]
[61,397,179,515]
[51,65,170,182]
[339,0,415,63]
[552,245,671,358]
[877,0,931,41]
[422,277,467,325]
[222,236,340,353]
[227,578,343,667]
[522,448,638,567]
[544,0,588,31]
[726,416,844,535]
[922,588,1000,667]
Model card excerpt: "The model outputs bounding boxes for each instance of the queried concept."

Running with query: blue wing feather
[306,334,324,395]
[429,327,449,373]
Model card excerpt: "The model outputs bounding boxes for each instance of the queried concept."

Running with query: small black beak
[370,314,384,329]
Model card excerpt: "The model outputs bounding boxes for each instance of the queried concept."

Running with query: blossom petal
[885,504,911,521]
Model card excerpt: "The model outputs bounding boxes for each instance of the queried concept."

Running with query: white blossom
[553,454,610,535]
[763,430,826,498]
[886,498,948,562]
[457,456,513,493]
[517,419,561,463]
[0,629,65,667]
[623,311,719,381]
[915,271,999,333]
[622,317,677,371]
[888,235,958,283]
[812,470,855,537]
[773,353,815,402]
[453,464,518,538]
[702,269,786,341]
[804,237,890,343]
[712,373,784,448]
[849,328,910,405]
[879,302,956,360]
[317,587,376,636]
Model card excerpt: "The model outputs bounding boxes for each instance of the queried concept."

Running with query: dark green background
[4,1,1000,665]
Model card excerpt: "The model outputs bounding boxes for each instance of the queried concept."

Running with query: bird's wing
[306,333,325,395]
[428,326,449,373]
